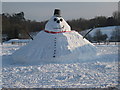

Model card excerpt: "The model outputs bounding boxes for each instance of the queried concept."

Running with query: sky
[1,0,120,2]
[2,2,118,22]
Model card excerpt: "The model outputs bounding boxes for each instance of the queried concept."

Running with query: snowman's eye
[54,18,57,21]
[60,19,63,22]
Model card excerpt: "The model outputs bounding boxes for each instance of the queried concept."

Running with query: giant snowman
[12,9,97,64]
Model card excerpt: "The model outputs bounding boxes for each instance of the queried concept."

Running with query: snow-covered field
[1,43,119,88]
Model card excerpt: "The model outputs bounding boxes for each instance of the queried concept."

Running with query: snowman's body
[12,9,97,64]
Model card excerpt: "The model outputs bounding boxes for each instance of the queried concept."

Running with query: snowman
[12,9,97,64]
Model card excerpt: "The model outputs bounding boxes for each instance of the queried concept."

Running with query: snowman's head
[45,9,71,32]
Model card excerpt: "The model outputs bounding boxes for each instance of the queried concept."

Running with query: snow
[12,31,96,64]
[1,10,119,88]
[2,42,119,88]
[6,39,32,43]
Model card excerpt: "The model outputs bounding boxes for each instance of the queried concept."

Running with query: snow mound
[6,39,32,43]
[12,30,97,64]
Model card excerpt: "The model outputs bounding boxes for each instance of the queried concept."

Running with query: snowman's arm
[23,30,34,40]
[26,32,34,40]
[83,27,94,39]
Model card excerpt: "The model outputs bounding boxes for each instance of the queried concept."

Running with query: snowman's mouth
[53,26,64,29]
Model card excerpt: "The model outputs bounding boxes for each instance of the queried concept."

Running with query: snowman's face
[45,16,71,32]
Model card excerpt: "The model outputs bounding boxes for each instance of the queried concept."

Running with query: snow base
[12,31,97,64]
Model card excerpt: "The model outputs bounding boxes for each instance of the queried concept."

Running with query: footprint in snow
[56,76,67,80]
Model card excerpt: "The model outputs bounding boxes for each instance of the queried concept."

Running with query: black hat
[54,9,61,17]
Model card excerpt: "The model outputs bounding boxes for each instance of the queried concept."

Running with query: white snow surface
[12,31,96,64]
[6,39,32,43]
[2,42,119,88]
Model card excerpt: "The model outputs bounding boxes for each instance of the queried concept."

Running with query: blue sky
[2,2,118,21]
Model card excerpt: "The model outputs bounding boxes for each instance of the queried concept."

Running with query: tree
[110,26,120,42]
[92,29,108,44]
[106,17,117,26]
[101,34,108,41]
[2,12,26,40]
[112,11,120,25]
[2,11,119,42]
[93,29,102,42]
[89,16,107,28]
[2,12,43,40]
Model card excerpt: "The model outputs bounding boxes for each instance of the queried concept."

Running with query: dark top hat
[54,9,61,17]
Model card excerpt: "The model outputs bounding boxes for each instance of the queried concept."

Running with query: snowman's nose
[57,20,60,23]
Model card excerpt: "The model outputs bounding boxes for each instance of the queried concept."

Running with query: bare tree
[110,26,120,45]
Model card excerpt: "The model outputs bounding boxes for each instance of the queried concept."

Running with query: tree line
[2,11,120,41]
[2,12,46,40]
[67,11,120,32]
